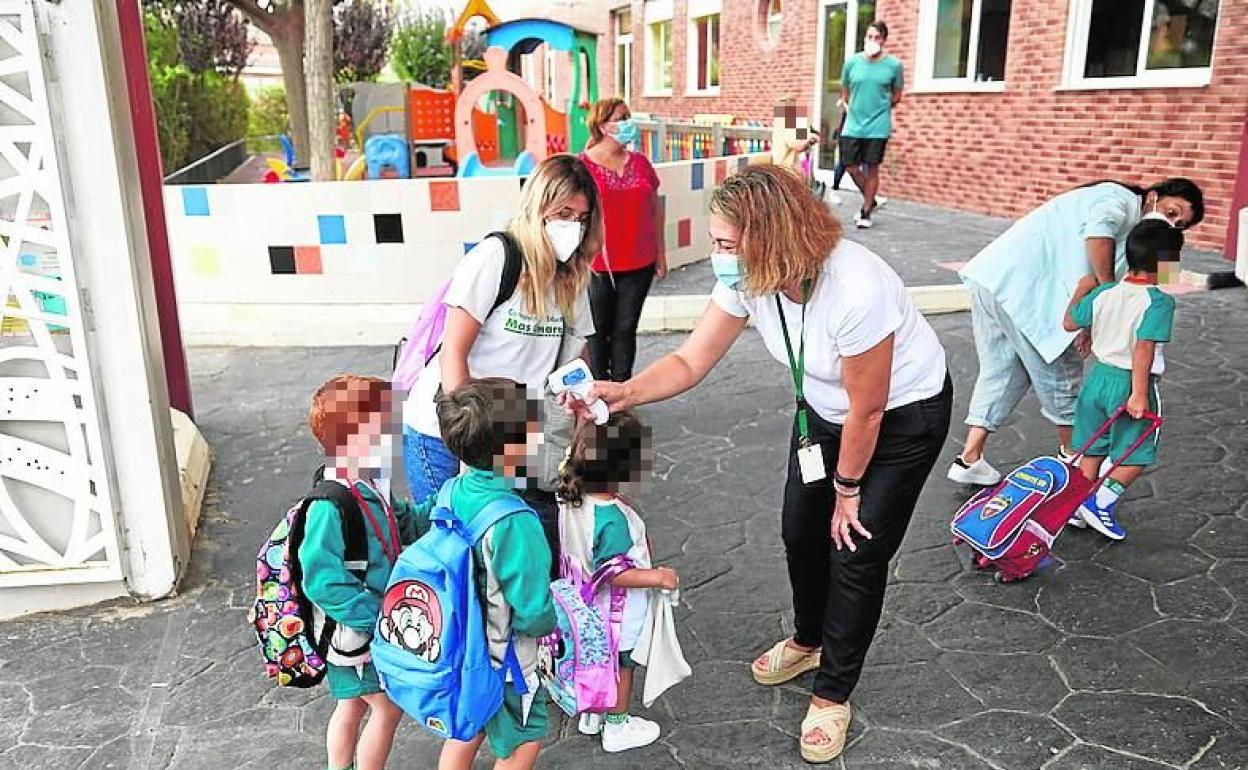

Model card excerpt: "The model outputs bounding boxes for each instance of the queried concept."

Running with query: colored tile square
[190,244,219,276]
[318,214,347,245]
[714,159,727,185]
[374,213,404,244]
[690,162,705,191]
[295,245,323,274]
[677,218,692,248]
[430,180,460,211]
[182,187,210,217]
[463,242,478,255]
[268,246,296,274]
[664,222,679,251]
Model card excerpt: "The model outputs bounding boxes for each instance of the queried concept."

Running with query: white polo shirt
[712,239,947,425]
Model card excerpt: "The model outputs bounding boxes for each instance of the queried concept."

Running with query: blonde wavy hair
[709,164,842,295]
[508,154,603,320]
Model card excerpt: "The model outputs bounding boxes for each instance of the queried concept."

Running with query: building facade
[601,0,1245,254]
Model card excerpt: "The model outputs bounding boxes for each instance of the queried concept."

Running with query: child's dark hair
[1126,219,1184,273]
[556,412,652,505]
[435,377,538,471]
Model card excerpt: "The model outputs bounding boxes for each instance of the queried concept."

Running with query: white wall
[164,154,765,346]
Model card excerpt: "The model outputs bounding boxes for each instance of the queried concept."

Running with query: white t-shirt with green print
[405,236,594,437]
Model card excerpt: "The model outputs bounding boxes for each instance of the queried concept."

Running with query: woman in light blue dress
[947,178,1204,486]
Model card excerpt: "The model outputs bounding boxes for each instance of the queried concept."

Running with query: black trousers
[588,267,655,382]
[783,376,952,702]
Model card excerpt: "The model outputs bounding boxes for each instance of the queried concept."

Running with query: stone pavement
[655,192,1234,296]
[2,288,1247,769]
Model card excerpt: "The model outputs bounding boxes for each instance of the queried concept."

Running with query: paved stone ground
[2,287,1247,769]
[655,192,1234,296]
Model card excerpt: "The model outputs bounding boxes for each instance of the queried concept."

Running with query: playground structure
[343,0,599,180]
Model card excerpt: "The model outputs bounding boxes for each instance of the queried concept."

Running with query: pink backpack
[538,555,634,716]
[391,232,523,391]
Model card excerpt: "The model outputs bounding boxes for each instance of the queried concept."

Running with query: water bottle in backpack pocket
[372,480,533,740]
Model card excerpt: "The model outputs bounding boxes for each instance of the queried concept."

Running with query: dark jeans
[588,266,655,382]
[783,377,953,702]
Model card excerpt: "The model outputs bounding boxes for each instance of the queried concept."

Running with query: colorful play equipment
[338,0,600,180]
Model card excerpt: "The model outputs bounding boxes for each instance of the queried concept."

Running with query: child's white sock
[1095,478,1126,508]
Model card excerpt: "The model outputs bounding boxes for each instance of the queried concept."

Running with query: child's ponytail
[556,446,586,506]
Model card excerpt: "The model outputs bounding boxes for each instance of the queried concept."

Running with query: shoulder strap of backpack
[486,231,524,314]
[466,496,537,546]
[307,480,369,579]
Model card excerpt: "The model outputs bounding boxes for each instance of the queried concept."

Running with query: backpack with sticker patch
[249,470,368,687]
[371,478,535,740]
[391,232,523,391]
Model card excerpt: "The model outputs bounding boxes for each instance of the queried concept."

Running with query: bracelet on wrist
[833,473,861,489]
[834,483,861,498]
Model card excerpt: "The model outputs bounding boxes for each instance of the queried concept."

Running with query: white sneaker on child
[601,715,661,753]
[578,712,603,735]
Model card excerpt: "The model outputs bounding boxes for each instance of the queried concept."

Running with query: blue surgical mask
[611,119,638,147]
[711,252,744,291]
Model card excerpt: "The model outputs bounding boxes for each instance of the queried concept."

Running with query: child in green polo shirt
[1062,219,1180,541]
[300,375,428,770]
[433,378,557,770]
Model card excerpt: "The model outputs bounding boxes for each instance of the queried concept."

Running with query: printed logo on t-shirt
[502,308,564,338]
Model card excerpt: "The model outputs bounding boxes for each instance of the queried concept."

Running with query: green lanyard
[775,280,813,446]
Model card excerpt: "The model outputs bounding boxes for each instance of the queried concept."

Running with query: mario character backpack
[371,479,535,741]
[248,474,367,687]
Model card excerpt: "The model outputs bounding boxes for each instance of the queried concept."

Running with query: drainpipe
[113,0,194,417]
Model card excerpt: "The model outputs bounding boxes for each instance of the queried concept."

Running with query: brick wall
[877,0,1246,253]
[603,0,823,124]
[596,0,1245,253]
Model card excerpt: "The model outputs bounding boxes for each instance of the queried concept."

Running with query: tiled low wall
[163,154,768,345]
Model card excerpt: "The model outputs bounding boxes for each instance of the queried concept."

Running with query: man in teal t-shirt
[839,20,903,230]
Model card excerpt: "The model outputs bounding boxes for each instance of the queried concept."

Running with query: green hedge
[146,12,249,174]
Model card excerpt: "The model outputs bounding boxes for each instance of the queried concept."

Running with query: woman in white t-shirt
[402,155,600,506]
[577,165,952,763]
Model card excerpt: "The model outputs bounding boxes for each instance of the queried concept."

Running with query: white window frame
[614,9,634,98]
[1060,0,1216,91]
[767,0,783,44]
[686,1,722,96]
[644,0,675,97]
[913,0,1008,93]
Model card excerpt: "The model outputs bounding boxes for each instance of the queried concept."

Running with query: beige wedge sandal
[751,639,821,686]
[800,701,852,763]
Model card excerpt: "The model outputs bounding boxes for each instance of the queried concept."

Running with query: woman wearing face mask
[948,177,1204,488]
[579,98,666,382]
[402,154,602,506]
[570,165,952,763]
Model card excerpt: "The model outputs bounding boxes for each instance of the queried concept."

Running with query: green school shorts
[1072,363,1161,466]
[326,660,383,700]
[484,681,548,759]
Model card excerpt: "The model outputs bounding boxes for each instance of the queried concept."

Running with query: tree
[391,9,452,88]
[305,0,335,180]
[222,0,312,165]
[333,0,393,84]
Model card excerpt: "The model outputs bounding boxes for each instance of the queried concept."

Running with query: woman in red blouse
[580,98,666,382]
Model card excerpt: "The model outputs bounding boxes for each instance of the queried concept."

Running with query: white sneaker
[875,195,888,207]
[855,214,873,229]
[578,712,603,735]
[601,715,661,753]
[947,456,1003,486]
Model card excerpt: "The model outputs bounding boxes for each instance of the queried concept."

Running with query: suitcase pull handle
[1068,405,1163,482]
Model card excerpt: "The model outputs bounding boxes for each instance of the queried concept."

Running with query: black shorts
[838,136,888,166]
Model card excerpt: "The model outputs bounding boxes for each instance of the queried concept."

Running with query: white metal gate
[0,1,121,587]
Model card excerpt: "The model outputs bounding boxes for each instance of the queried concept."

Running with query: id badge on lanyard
[777,281,826,485]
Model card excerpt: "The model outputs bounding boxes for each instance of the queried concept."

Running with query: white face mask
[1140,210,1173,226]
[864,40,883,57]
[545,219,584,263]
